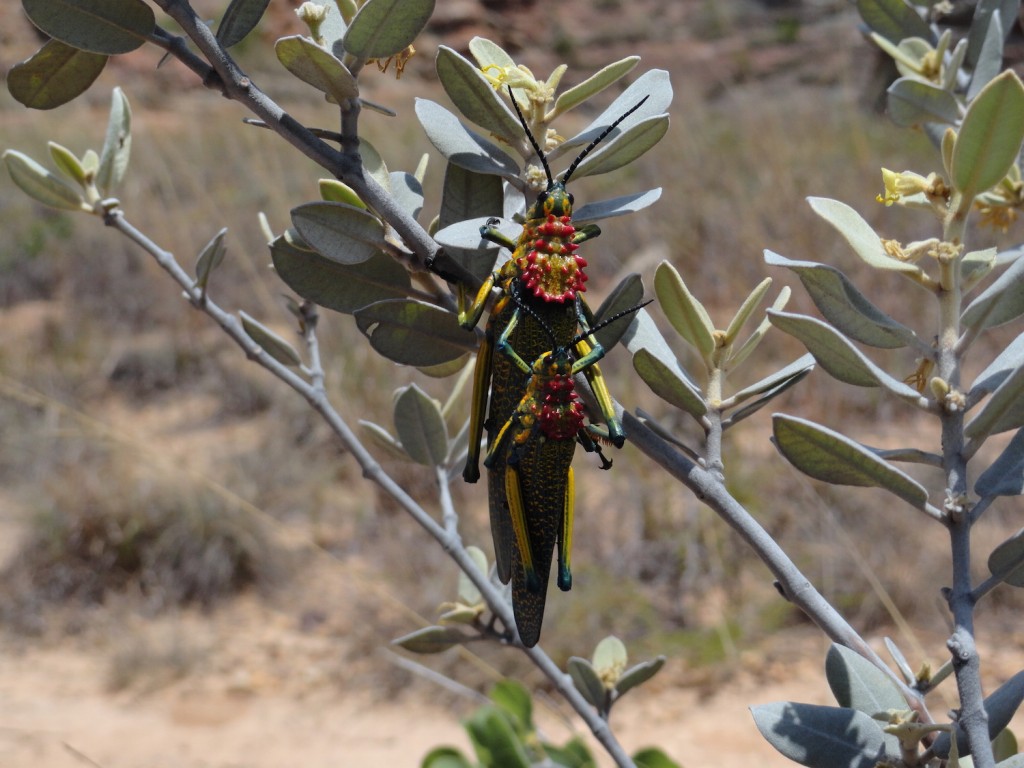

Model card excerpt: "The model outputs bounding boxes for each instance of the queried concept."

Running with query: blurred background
[1,0,1023,765]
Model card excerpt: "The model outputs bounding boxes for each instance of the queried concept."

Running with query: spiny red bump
[576,255,586,266]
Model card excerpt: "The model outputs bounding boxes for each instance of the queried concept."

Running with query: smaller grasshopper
[484,300,649,647]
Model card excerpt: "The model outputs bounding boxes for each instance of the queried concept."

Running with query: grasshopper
[453,91,648,591]
[485,301,649,646]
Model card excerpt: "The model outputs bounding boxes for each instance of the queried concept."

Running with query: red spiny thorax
[532,362,584,441]
[516,214,588,303]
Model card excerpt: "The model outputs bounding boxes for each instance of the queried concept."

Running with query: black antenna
[572,300,652,346]
[562,95,650,185]
[507,86,554,188]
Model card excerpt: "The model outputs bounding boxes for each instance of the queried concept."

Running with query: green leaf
[961,247,998,292]
[569,115,670,181]
[195,227,228,293]
[457,545,488,605]
[391,171,424,221]
[270,234,411,314]
[344,0,435,60]
[553,56,640,117]
[2,149,89,211]
[633,348,708,420]
[615,656,666,700]
[7,39,107,110]
[988,528,1024,587]
[291,202,385,265]
[722,277,772,347]
[393,625,471,654]
[543,738,594,768]
[654,261,715,360]
[993,727,1019,762]
[962,252,1024,332]
[765,251,918,349]
[23,0,153,55]
[420,746,474,768]
[567,657,607,711]
[966,0,1018,68]
[967,12,1004,100]
[435,47,521,143]
[415,99,520,178]
[217,0,272,47]
[772,415,930,509]
[886,77,962,128]
[355,300,475,366]
[965,358,1024,443]
[464,707,531,768]
[807,197,924,277]
[751,701,893,768]
[933,672,1024,757]
[239,312,302,367]
[438,162,504,230]
[976,428,1024,497]
[47,142,87,187]
[593,636,628,682]
[319,179,367,208]
[951,70,1024,200]
[724,355,815,426]
[572,188,663,226]
[275,36,359,103]
[490,680,533,733]
[96,86,132,197]
[592,273,646,351]
[394,384,448,466]
[857,0,934,44]
[358,420,409,461]
[825,644,907,717]
[767,311,924,403]
[632,747,683,768]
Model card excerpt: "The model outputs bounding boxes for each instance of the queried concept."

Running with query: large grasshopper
[485,302,648,646]
[449,91,647,643]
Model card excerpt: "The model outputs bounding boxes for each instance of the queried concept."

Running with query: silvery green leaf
[593,636,628,681]
[319,179,366,208]
[932,672,1024,757]
[592,272,645,351]
[884,638,915,684]
[567,657,606,710]
[970,330,1024,399]
[623,307,702,387]
[394,384,448,466]
[270,236,411,314]
[633,348,708,420]
[730,287,791,370]
[726,354,815,415]
[392,625,471,654]
[723,277,772,347]
[275,36,358,103]
[343,0,434,60]
[568,115,670,181]
[572,188,662,224]
[962,251,1024,332]
[319,0,348,57]
[887,77,962,127]
[808,197,924,277]
[359,138,390,193]
[23,0,153,55]
[968,13,1004,100]
[552,56,640,117]
[962,247,998,291]
[976,429,1024,497]
[951,71,1024,200]
[943,38,969,92]
[355,299,475,366]
[358,420,409,461]
[96,86,131,197]
[291,202,386,265]
[654,261,715,360]
[239,311,302,367]
[3,149,89,211]
[615,656,665,700]
[7,39,107,110]
[825,644,907,716]
[457,546,488,605]
[415,99,520,177]
[468,36,515,70]
[768,310,924,404]
[765,251,919,349]
[195,227,228,293]
[987,527,1024,586]
[772,415,930,509]
[857,0,935,44]
[965,358,1024,442]
[435,46,521,143]
[433,218,498,250]
[751,701,894,768]
[438,162,504,231]
[554,69,673,159]
[390,171,423,221]
[216,0,271,47]
[48,142,87,187]
[966,0,1019,68]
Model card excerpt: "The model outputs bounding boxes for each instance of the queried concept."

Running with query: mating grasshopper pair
[435,91,646,646]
